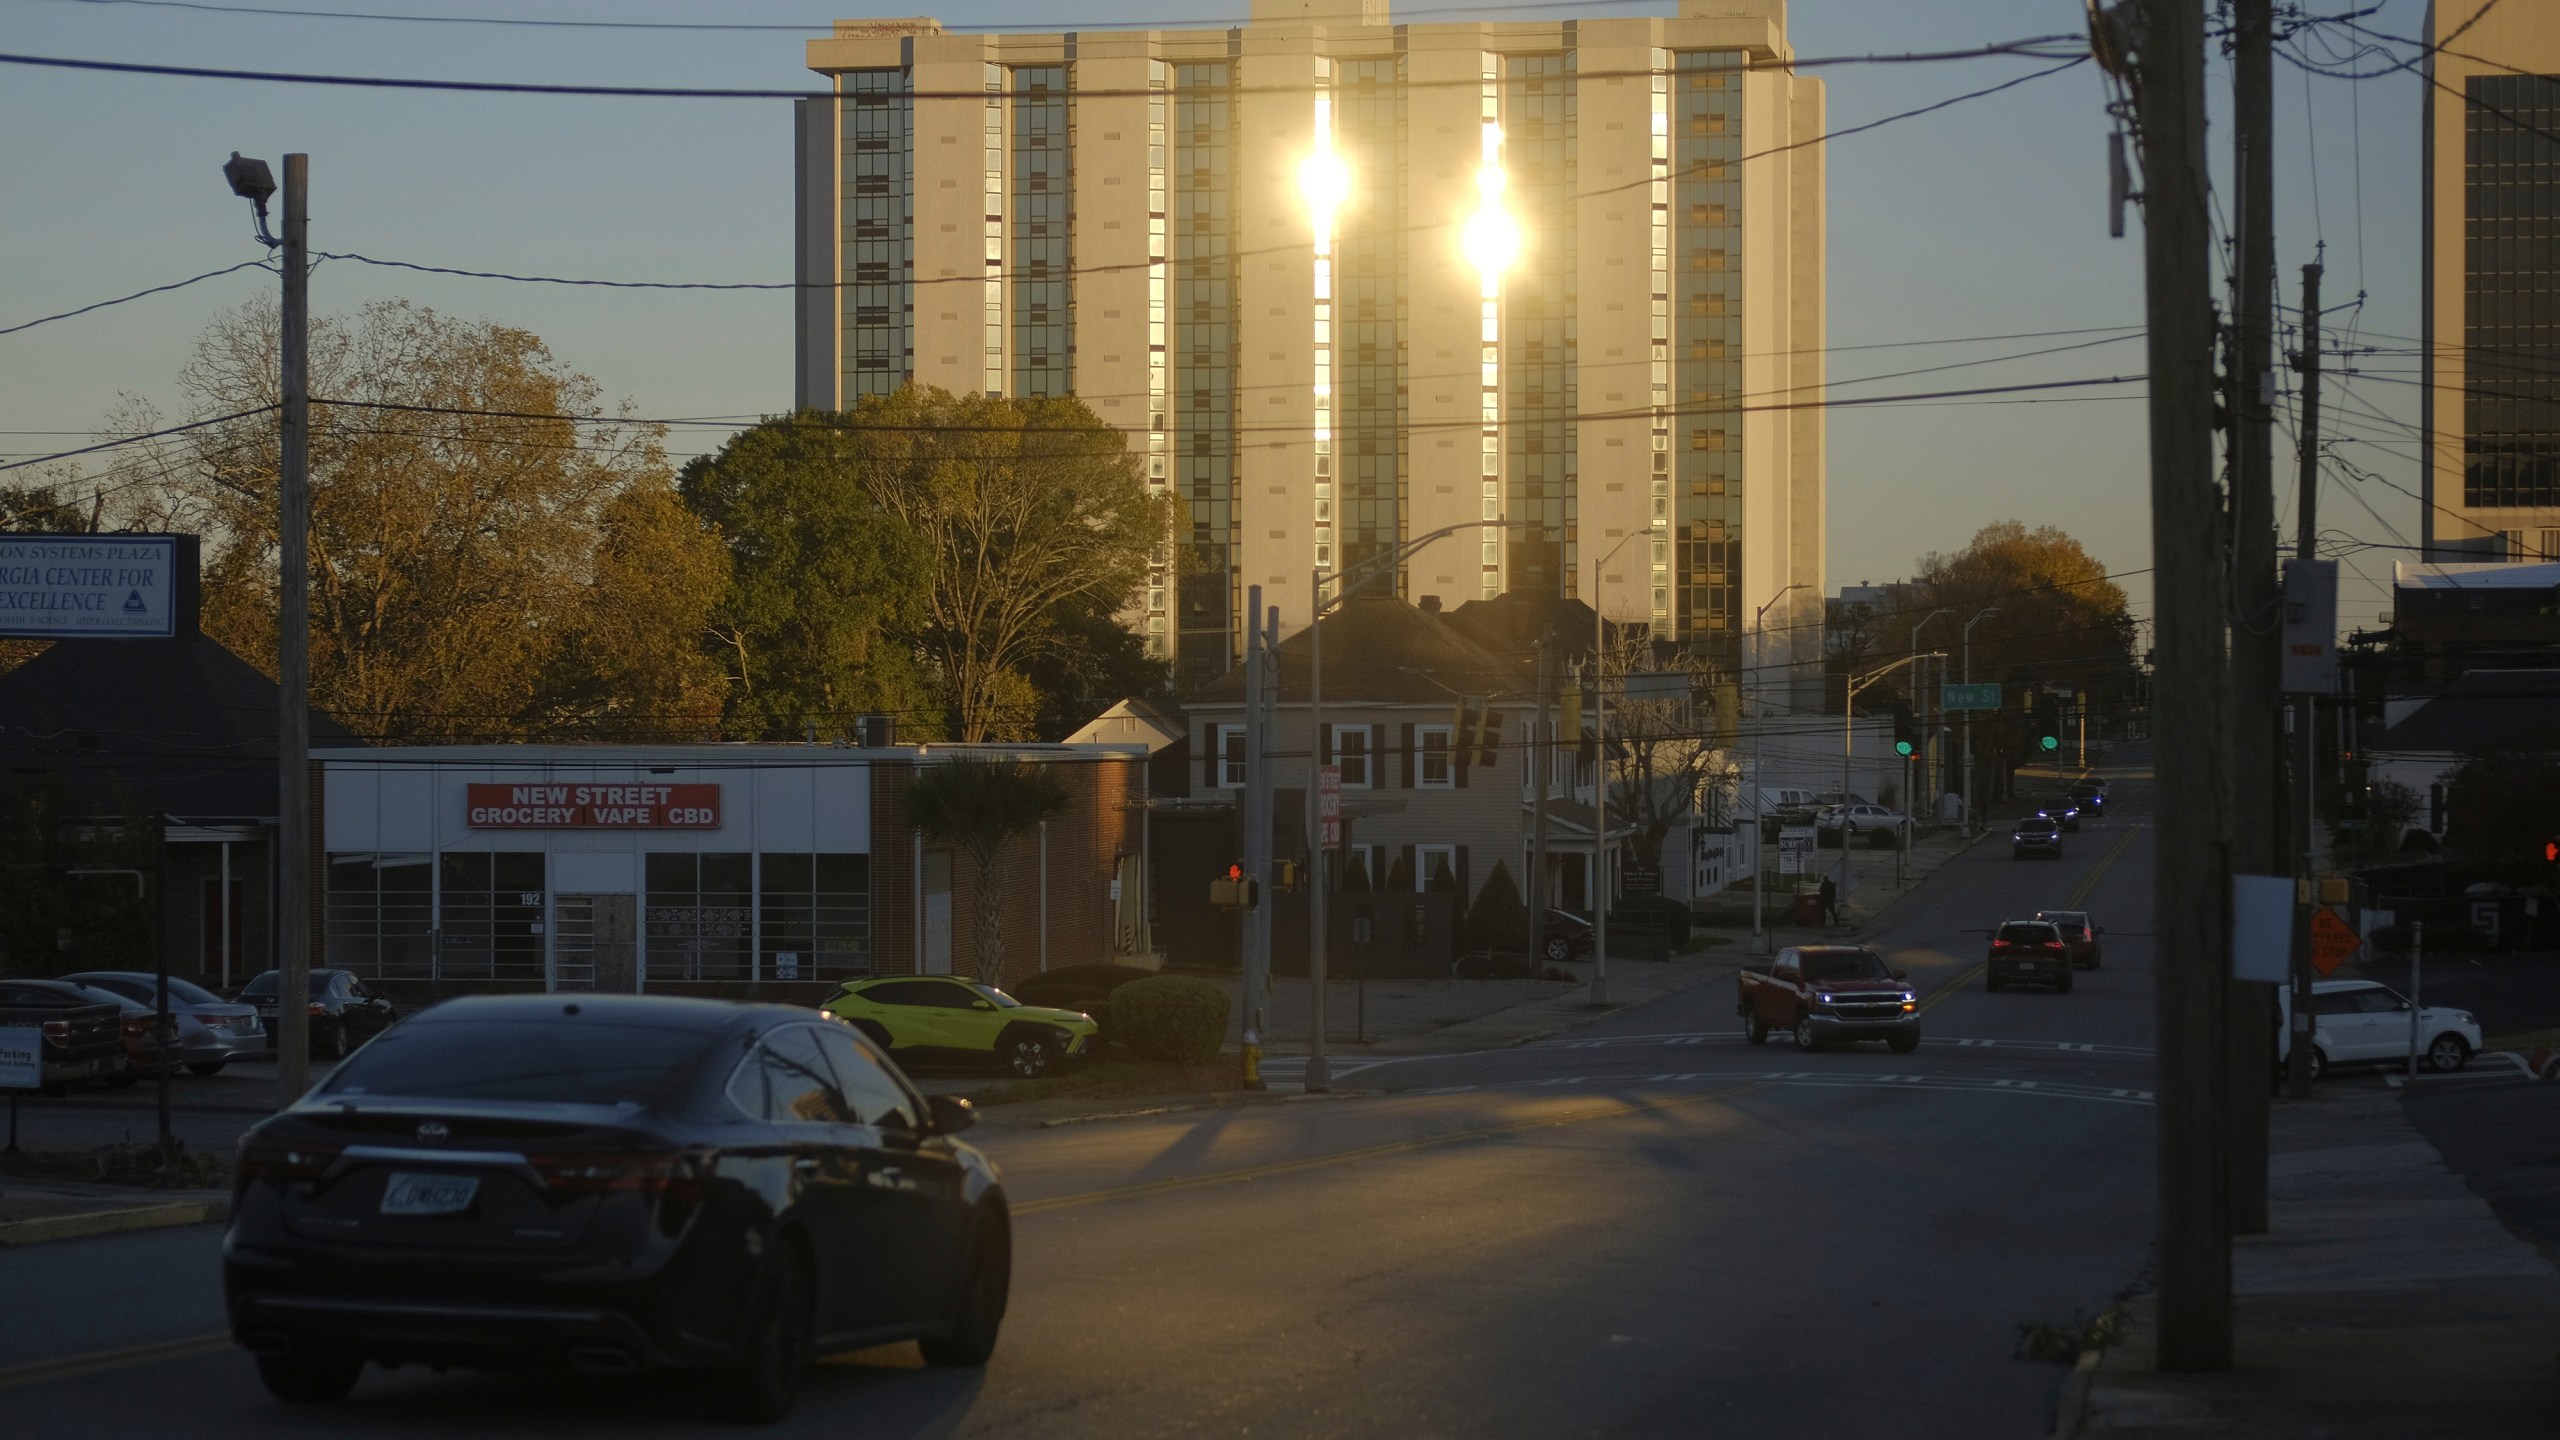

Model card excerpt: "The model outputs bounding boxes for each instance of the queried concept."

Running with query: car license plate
[381,1173,478,1216]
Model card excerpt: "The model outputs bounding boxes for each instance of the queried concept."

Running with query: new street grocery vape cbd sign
[466,783,723,829]
[0,535,180,638]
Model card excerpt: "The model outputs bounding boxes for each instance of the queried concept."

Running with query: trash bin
[1791,892,1823,927]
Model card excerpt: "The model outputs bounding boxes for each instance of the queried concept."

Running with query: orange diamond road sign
[2309,906,2361,976]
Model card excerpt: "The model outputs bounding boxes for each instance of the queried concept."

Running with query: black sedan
[223,994,1009,1422]
[1538,909,1595,963]
[238,968,399,1060]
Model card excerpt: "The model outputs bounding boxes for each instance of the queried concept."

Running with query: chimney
[1418,594,1443,614]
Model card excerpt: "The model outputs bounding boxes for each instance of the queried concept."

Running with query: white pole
[2407,918,2423,1079]
[219,839,233,992]
[1593,553,1608,1006]
[1039,817,1049,971]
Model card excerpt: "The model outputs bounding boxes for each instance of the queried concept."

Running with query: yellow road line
[0,1332,232,1392]
[1013,1083,1765,1218]
[1918,823,2143,1016]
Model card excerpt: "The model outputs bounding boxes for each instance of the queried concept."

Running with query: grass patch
[955,1058,1242,1108]
[2014,1306,2123,1365]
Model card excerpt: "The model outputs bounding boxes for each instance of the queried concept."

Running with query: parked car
[1755,787,1825,834]
[238,968,400,1060]
[2036,796,2083,832]
[224,994,1008,1419]
[2069,780,2108,816]
[2278,979,2481,1081]
[2012,814,2064,860]
[0,978,130,1092]
[63,971,266,1074]
[1987,919,2074,992]
[1736,945,1919,1053]
[821,976,1096,1078]
[2032,910,2103,969]
[1817,803,1914,848]
[1536,909,1594,963]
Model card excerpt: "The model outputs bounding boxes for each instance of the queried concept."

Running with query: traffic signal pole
[2285,262,2325,1102]
[1240,585,1271,1089]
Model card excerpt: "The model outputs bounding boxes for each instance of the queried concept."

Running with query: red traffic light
[1227,861,1245,882]
[2545,841,2557,864]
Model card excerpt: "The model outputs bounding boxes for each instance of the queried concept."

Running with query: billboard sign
[0,534,181,638]
[1316,765,1342,850]
[0,1025,39,1090]
[466,783,721,829]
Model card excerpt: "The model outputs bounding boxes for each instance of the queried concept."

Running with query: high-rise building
[796,0,1826,703]
[2423,0,2560,561]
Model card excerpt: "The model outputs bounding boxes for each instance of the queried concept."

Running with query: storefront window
[758,853,873,981]
[325,853,432,980]
[439,852,547,985]
[646,852,752,982]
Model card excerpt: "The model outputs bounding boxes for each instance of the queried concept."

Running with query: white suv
[2278,979,2482,1080]
[1818,803,1914,847]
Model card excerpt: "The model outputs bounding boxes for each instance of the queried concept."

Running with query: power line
[0,258,273,338]
[0,37,2089,103]
[0,406,277,476]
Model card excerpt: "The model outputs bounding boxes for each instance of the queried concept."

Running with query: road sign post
[1940,682,2002,712]
[2308,905,2360,976]
[1317,764,1342,851]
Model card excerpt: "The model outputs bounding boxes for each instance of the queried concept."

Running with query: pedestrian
[1817,873,1839,927]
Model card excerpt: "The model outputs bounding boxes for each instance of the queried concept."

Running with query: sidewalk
[2063,1086,2560,1438]
[1231,946,1741,1061]
[0,1179,231,1245]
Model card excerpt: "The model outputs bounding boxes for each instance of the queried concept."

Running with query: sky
[0,0,2439,635]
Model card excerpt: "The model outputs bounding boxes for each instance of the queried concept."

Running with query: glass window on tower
[1674,52,1744,663]
[2461,74,2560,510]
[1012,66,1073,398]
[840,70,914,396]
[1175,63,1239,683]
[1336,55,1408,586]
[1503,53,1577,599]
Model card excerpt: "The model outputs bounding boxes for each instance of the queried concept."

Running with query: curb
[1035,1088,1374,1129]
[0,1197,230,1246]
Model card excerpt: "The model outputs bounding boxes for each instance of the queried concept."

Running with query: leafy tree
[847,389,1174,741]
[1020,593,1176,742]
[116,300,725,742]
[1384,849,1414,893]
[0,478,95,677]
[902,757,1075,985]
[678,413,935,740]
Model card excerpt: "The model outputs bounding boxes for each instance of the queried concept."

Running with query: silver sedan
[60,971,267,1074]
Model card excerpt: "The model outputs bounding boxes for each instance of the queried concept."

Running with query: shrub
[1104,974,1229,1064]
[1465,860,1528,952]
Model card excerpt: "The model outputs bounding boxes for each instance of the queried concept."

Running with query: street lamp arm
[1321,519,1535,614]
[1848,649,1945,700]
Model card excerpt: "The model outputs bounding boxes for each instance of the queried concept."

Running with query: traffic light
[2543,840,2558,866]
[2033,694,2062,753]
[1210,861,1260,910]
[1892,702,1918,758]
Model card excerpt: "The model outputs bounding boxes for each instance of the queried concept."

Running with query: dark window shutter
[1320,722,1333,765]
[1455,737,1470,789]
[1456,845,1471,904]
[1203,725,1217,789]
[1399,724,1415,788]
[1370,725,1385,784]
[1400,844,1417,892]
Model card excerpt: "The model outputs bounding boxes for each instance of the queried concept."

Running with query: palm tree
[902,757,1076,986]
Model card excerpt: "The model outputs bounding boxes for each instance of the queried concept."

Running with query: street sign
[2309,905,2361,976]
[1317,764,1342,850]
[1777,826,1816,876]
[1940,682,2003,712]
[0,1025,39,1090]
[1622,670,1689,704]
[0,534,185,639]
[2281,558,2340,694]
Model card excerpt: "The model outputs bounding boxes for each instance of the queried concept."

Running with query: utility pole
[1307,565,1331,1093]
[1531,639,1552,968]
[1240,585,1270,1088]
[2226,0,2280,1235]
[276,154,312,1108]
[2285,258,2325,1101]
[2135,0,2235,1370]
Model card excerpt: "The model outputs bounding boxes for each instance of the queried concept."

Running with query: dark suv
[224,995,1010,1422]
[2012,814,2063,860]
[1988,920,2074,992]
[2069,781,2107,816]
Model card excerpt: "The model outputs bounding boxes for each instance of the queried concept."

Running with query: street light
[1748,582,1808,956]
[1961,606,2001,831]
[1589,526,1658,1006]
[226,149,314,1109]
[1907,607,1954,813]
[1840,652,1943,908]
[1303,519,1531,1093]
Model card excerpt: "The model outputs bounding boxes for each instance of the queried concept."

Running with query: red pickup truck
[1738,946,1921,1053]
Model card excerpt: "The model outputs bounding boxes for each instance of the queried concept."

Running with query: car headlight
[1816,993,1837,1006]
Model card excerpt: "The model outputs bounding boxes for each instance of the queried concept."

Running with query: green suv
[821,976,1098,1078]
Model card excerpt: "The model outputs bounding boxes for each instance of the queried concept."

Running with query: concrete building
[795,0,1827,703]
[2423,0,2560,559]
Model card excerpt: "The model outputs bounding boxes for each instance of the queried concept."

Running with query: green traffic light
[2039,735,2059,752]
[1894,740,1915,756]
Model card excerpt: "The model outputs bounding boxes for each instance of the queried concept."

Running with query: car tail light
[2045,942,2064,952]
[308,1002,328,1016]
[1992,940,2012,949]
[237,1135,342,1183]
[530,1150,714,1235]
[121,1015,154,1036]
[40,1019,67,1040]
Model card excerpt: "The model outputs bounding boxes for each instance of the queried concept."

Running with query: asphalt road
[1,758,2165,1438]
